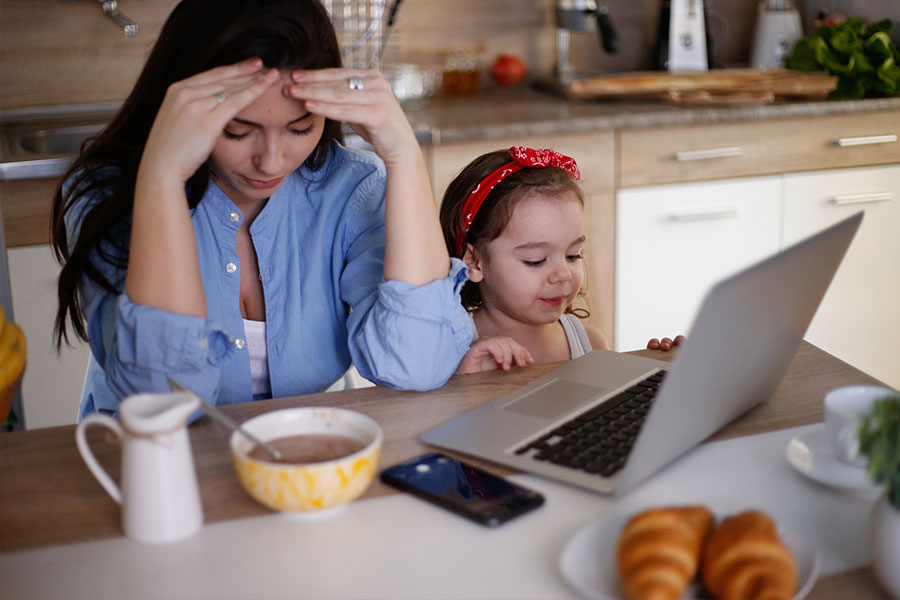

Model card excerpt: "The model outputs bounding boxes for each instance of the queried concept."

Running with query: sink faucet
[98,0,139,37]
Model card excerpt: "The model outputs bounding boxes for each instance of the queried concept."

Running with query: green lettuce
[786,17,900,98]
[858,396,900,507]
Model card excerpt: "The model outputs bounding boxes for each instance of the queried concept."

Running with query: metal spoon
[167,377,283,461]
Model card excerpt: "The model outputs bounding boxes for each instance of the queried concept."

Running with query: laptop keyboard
[514,370,668,478]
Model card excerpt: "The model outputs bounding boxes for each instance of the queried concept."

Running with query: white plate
[559,510,821,600]
[786,425,882,494]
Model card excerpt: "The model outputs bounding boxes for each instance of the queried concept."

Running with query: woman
[52,0,473,418]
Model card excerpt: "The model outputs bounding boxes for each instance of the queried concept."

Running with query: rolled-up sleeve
[343,216,475,390]
[82,284,236,407]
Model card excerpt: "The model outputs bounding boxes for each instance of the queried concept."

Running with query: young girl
[441,147,682,373]
[52,0,473,419]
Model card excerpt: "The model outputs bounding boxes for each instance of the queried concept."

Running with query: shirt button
[225,262,237,274]
[198,337,208,349]
[229,212,240,223]
[234,338,245,350]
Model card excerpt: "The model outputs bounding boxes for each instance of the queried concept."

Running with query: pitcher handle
[75,413,124,504]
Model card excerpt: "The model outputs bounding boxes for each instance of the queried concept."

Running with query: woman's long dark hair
[51,0,344,349]
[439,149,589,314]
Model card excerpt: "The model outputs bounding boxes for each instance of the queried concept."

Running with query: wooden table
[0,342,890,598]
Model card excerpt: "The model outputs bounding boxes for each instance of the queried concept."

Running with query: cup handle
[75,413,124,504]
[837,422,860,463]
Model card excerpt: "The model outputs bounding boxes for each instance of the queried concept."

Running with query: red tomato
[491,54,527,87]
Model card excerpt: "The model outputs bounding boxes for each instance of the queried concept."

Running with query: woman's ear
[462,243,484,283]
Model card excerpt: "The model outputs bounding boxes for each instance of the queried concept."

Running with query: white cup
[824,385,895,467]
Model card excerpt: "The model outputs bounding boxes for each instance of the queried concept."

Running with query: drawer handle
[674,146,743,161]
[831,191,895,205]
[670,207,740,221]
[836,134,898,147]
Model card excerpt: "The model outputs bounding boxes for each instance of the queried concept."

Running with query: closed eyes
[223,124,316,140]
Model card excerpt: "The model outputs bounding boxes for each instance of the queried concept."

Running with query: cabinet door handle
[670,206,740,221]
[674,146,743,161]
[831,191,895,205]
[836,134,898,147]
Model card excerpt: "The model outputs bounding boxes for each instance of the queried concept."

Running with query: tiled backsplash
[2,0,898,110]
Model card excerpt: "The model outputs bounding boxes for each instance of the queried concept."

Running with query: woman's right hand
[456,336,534,374]
[139,59,279,185]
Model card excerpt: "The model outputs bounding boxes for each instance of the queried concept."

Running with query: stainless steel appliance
[553,0,620,84]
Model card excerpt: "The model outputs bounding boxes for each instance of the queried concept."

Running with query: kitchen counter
[403,88,900,145]
[3,89,900,181]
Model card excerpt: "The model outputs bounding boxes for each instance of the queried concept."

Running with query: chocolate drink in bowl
[247,433,368,464]
[231,407,383,513]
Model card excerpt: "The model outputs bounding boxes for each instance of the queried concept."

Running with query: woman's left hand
[646,335,686,351]
[287,68,416,166]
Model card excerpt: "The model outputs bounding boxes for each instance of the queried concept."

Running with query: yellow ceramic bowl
[230,407,382,513]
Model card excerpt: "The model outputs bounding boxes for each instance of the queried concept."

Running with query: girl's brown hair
[439,149,589,313]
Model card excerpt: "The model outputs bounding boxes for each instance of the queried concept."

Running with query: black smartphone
[379,452,545,527]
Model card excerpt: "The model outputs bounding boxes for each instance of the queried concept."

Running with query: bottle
[750,0,803,70]
[653,0,714,71]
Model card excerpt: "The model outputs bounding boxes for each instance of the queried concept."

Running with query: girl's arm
[126,60,278,315]
[289,69,448,285]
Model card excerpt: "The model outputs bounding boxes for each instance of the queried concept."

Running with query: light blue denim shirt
[70,143,474,419]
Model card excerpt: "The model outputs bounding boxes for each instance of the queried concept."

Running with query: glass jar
[442,49,480,95]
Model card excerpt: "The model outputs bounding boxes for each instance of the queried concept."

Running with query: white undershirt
[242,319,271,396]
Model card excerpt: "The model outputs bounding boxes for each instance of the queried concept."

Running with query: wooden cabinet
[428,108,900,376]
[614,110,900,386]
[614,177,782,351]
[617,112,900,187]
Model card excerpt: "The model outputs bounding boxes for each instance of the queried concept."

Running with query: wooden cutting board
[566,68,837,105]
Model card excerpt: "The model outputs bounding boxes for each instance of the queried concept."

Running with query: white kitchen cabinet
[8,244,90,428]
[615,164,900,389]
[782,164,900,389]
[614,176,782,352]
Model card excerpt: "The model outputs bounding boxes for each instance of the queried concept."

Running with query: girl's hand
[456,336,534,374]
[288,68,417,166]
[140,59,279,185]
[646,335,686,351]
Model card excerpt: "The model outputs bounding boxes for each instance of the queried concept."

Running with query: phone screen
[380,452,544,526]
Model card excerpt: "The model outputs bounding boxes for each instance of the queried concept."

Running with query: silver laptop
[421,211,863,495]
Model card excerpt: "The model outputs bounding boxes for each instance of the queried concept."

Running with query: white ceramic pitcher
[75,391,204,544]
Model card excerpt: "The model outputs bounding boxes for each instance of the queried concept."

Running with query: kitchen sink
[0,103,119,180]
[17,123,105,156]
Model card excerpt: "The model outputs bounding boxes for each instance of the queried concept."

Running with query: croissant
[616,505,715,600]
[701,510,797,600]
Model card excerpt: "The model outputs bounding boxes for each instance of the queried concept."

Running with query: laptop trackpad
[502,379,606,419]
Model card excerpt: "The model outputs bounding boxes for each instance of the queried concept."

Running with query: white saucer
[559,509,820,600]
[786,425,882,494]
